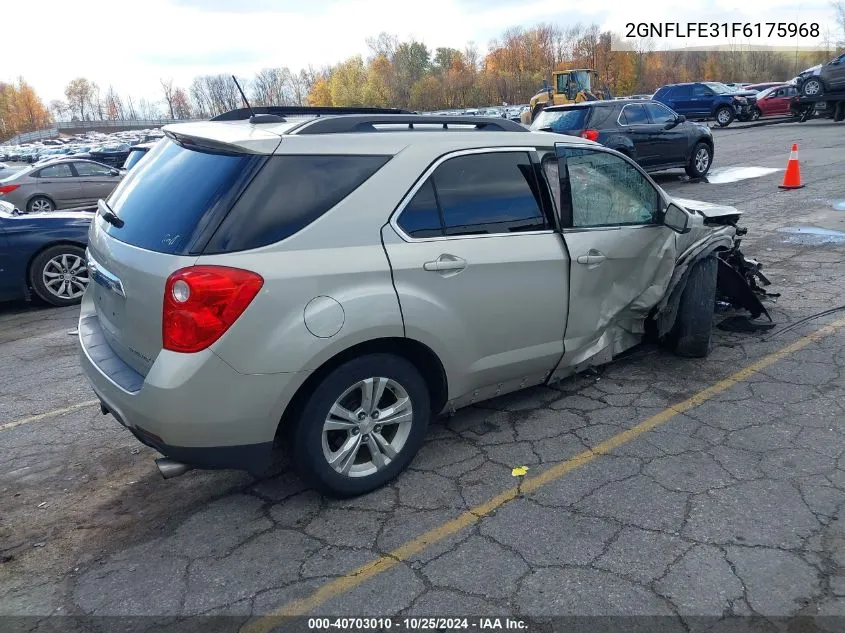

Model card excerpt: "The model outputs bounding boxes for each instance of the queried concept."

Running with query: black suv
[530,100,714,178]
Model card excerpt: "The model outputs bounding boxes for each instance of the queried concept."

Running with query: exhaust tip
[155,458,191,479]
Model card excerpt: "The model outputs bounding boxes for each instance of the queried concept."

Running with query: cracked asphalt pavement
[2,120,845,632]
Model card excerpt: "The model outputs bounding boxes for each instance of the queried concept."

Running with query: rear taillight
[162,266,263,353]
[0,184,20,195]
[580,129,600,141]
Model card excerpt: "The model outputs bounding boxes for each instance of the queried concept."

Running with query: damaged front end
[653,198,778,337]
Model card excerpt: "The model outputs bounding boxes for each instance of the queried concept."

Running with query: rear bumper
[77,293,308,472]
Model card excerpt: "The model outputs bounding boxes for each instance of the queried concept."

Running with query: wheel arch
[275,336,449,441]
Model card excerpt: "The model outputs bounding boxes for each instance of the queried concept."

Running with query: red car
[755,84,798,117]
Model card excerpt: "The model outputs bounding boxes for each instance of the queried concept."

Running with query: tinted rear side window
[397,179,443,238]
[205,155,391,253]
[105,139,265,254]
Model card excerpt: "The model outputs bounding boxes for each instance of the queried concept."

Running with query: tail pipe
[155,458,192,479]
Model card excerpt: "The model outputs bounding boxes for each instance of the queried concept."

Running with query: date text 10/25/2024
[307,618,529,630]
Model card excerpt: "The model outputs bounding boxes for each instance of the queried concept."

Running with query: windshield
[704,82,734,94]
[530,107,589,132]
[572,71,592,92]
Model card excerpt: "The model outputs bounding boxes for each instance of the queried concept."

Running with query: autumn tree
[64,77,94,120]
[172,88,192,119]
[0,80,52,142]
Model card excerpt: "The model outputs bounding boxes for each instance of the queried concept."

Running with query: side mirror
[109,169,120,176]
[663,202,692,234]
[676,115,686,123]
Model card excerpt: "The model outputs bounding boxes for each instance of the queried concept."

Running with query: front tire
[291,354,431,497]
[749,106,761,121]
[671,256,718,358]
[29,244,89,306]
[715,106,735,127]
[685,141,713,178]
[802,78,823,97]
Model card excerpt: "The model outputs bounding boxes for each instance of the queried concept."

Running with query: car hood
[5,209,94,223]
[672,197,743,220]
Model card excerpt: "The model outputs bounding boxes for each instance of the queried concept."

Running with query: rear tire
[715,106,734,127]
[28,244,89,306]
[291,354,431,497]
[685,142,713,178]
[671,256,718,358]
[27,196,54,213]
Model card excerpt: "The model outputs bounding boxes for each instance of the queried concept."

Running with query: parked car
[0,159,124,213]
[88,143,132,168]
[800,52,845,97]
[653,82,752,126]
[77,108,767,496]
[0,200,92,306]
[754,84,798,117]
[530,100,714,178]
[120,141,157,172]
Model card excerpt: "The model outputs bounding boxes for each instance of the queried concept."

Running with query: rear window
[204,154,391,253]
[104,139,266,254]
[530,108,589,133]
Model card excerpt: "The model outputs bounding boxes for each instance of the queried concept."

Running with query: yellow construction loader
[520,69,613,125]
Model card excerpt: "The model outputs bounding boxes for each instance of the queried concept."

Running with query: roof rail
[210,106,412,121]
[289,114,528,134]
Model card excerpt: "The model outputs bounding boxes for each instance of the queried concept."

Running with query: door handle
[423,254,467,272]
[576,252,607,265]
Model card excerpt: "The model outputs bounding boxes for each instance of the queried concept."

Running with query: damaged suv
[78,107,768,496]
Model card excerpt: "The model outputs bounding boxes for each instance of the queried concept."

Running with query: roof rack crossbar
[210,106,412,121]
[291,114,527,134]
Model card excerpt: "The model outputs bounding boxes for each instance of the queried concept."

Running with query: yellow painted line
[0,400,99,432]
[243,315,845,632]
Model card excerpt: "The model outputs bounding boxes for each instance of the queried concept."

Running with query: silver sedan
[0,158,123,213]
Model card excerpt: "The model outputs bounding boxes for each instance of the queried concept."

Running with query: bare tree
[833,1,845,44]
[160,78,176,119]
[251,68,295,106]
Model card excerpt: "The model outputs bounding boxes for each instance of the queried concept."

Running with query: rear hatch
[86,133,276,376]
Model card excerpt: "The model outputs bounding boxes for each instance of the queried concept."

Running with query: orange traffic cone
[779,143,804,189]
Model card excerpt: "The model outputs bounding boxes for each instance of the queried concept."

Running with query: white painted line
[0,400,100,432]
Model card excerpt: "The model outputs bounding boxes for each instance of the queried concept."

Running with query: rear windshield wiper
[99,201,125,228]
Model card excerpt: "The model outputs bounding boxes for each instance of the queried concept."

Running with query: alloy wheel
[31,198,52,213]
[42,253,89,300]
[322,377,413,478]
[695,148,710,173]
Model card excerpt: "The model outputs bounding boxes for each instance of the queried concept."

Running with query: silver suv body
[78,109,746,496]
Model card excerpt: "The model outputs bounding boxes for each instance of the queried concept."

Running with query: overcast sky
[2,0,837,105]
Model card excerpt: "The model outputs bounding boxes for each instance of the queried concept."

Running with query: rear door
[33,163,83,209]
[72,161,121,205]
[664,85,693,114]
[383,148,569,398]
[689,84,716,116]
[553,144,676,364]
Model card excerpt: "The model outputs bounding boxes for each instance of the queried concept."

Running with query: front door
[617,103,661,166]
[824,54,845,90]
[383,149,569,400]
[554,144,677,364]
[34,163,83,209]
[72,161,121,206]
[643,102,688,166]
